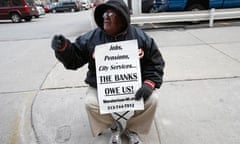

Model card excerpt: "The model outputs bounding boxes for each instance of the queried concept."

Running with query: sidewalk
[1,26,240,144]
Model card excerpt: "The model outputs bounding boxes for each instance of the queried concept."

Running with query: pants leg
[127,91,158,134]
[85,87,158,136]
[84,87,114,136]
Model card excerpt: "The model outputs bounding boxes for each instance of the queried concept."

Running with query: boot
[108,121,123,144]
[125,129,143,144]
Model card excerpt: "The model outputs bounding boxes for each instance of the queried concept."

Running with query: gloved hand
[135,83,153,101]
[51,35,68,51]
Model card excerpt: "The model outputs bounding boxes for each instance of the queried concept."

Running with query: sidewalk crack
[39,61,59,90]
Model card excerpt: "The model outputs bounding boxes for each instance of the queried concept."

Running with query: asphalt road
[0,10,94,42]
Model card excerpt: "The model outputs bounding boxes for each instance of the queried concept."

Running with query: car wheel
[186,3,205,11]
[24,17,32,22]
[186,4,205,23]
[11,13,21,23]
[52,9,56,13]
[71,8,75,12]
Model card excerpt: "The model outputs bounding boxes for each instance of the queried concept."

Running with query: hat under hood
[94,0,130,30]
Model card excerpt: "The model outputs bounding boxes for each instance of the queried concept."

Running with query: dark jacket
[55,0,165,88]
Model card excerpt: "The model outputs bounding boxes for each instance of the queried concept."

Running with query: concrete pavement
[0,25,240,144]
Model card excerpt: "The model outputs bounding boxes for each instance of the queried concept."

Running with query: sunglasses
[102,12,116,18]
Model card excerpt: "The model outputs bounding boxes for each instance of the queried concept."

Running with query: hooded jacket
[55,0,165,88]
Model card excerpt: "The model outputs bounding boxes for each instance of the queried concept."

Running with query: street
[0,10,95,42]
[0,9,240,144]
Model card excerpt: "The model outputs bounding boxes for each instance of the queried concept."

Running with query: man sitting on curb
[51,0,165,143]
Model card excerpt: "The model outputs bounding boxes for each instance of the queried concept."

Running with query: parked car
[0,0,37,22]
[36,6,45,16]
[42,4,52,13]
[93,0,104,7]
[152,0,240,12]
[81,1,90,10]
[142,0,154,13]
[32,6,40,18]
[51,1,80,13]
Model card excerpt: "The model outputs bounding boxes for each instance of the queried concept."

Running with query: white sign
[95,40,144,114]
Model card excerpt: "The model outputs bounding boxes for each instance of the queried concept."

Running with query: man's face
[103,9,124,36]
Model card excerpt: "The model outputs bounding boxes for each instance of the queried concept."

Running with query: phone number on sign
[107,103,135,110]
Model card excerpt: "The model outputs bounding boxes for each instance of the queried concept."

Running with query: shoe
[125,129,143,144]
[108,131,122,144]
[109,122,122,144]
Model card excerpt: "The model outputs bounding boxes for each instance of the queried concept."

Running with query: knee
[84,87,99,110]
[145,91,158,108]
[85,96,99,112]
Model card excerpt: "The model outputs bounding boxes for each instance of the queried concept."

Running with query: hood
[94,0,130,30]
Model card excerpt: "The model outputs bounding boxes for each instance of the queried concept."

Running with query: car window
[63,2,74,6]
[62,2,68,6]
[12,0,21,6]
[0,0,10,7]
[57,2,63,7]
[25,0,34,6]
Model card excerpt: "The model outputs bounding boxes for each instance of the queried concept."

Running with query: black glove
[51,35,68,51]
[135,83,153,101]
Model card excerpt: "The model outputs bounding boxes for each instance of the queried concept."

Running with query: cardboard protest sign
[95,40,144,114]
